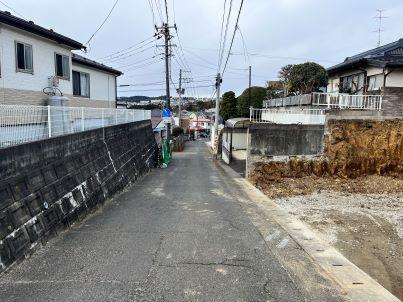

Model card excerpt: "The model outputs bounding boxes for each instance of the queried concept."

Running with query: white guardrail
[264,92,382,110]
[0,105,151,148]
[250,108,326,125]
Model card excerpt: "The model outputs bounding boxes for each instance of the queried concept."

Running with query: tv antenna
[374,9,388,47]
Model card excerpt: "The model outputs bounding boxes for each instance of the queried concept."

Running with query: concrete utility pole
[214,73,222,136]
[177,69,183,127]
[164,23,171,142]
[156,23,175,142]
[248,66,252,105]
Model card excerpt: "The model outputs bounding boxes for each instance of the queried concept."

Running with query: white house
[0,10,122,108]
[327,38,403,115]
[191,118,211,131]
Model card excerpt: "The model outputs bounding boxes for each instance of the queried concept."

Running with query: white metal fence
[311,92,382,110]
[264,92,382,110]
[0,105,151,148]
[250,108,326,125]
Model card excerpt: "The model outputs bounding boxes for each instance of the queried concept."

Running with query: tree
[266,81,284,99]
[237,86,267,117]
[278,64,294,96]
[288,62,327,94]
[220,91,238,121]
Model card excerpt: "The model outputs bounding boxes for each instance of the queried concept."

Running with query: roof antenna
[374,9,388,47]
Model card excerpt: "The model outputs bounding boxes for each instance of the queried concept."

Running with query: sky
[2,0,403,98]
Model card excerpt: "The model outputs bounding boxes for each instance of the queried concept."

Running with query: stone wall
[0,120,158,272]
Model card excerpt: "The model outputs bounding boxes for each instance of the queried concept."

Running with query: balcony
[264,92,383,110]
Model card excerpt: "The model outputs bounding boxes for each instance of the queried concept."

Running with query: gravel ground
[272,190,403,300]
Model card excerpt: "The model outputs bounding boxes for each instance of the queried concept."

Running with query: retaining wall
[246,124,324,176]
[0,120,158,272]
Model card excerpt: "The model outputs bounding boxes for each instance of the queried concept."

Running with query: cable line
[218,0,233,72]
[85,0,119,46]
[217,0,228,71]
[222,0,245,77]
[100,41,156,63]
[96,37,155,61]
[0,0,27,19]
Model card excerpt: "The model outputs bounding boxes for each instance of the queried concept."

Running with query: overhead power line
[100,41,157,63]
[154,0,164,22]
[115,55,161,69]
[0,0,27,19]
[95,37,155,61]
[218,0,233,72]
[217,0,228,71]
[100,45,156,64]
[85,0,119,46]
[118,84,214,93]
[147,0,156,25]
[222,0,245,77]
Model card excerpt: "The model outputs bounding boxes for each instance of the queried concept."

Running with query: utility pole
[164,23,171,142]
[156,23,176,143]
[248,66,252,105]
[214,73,222,137]
[177,69,183,127]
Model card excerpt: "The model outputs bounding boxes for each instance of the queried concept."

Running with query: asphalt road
[0,141,347,301]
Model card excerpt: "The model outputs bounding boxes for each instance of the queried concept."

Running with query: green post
[163,139,170,165]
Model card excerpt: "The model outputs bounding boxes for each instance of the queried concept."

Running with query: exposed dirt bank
[250,120,403,186]
[255,174,403,198]
[325,119,402,177]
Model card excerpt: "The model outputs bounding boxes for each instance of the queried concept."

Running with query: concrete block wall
[0,120,158,272]
[246,124,325,177]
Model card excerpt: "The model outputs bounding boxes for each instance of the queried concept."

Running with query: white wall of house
[0,24,118,107]
[385,70,403,87]
[327,66,387,94]
[72,63,116,103]
[0,24,72,94]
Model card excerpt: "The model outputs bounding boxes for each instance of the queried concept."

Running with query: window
[72,70,90,97]
[55,53,70,79]
[15,42,33,73]
[339,72,365,94]
[367,74,384,91]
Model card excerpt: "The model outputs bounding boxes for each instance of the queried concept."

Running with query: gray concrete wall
[0,120,158,272]
[246,124,324,177]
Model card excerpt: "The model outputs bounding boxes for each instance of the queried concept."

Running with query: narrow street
[0,141,346,302]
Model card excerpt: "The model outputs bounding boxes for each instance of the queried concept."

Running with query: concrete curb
[216,160,400,302]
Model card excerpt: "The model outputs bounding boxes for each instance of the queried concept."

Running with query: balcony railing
[0,105,151,148]
[250,108,326,125]
[311,93,382,110]
[264,92,382,110]
[264,94,312,108]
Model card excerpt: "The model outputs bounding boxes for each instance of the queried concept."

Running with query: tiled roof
[0,10,84,50]
[328,38,403,74]
[72,53,122,76]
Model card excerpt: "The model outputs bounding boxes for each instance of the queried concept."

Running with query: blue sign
[162,108,171,117]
